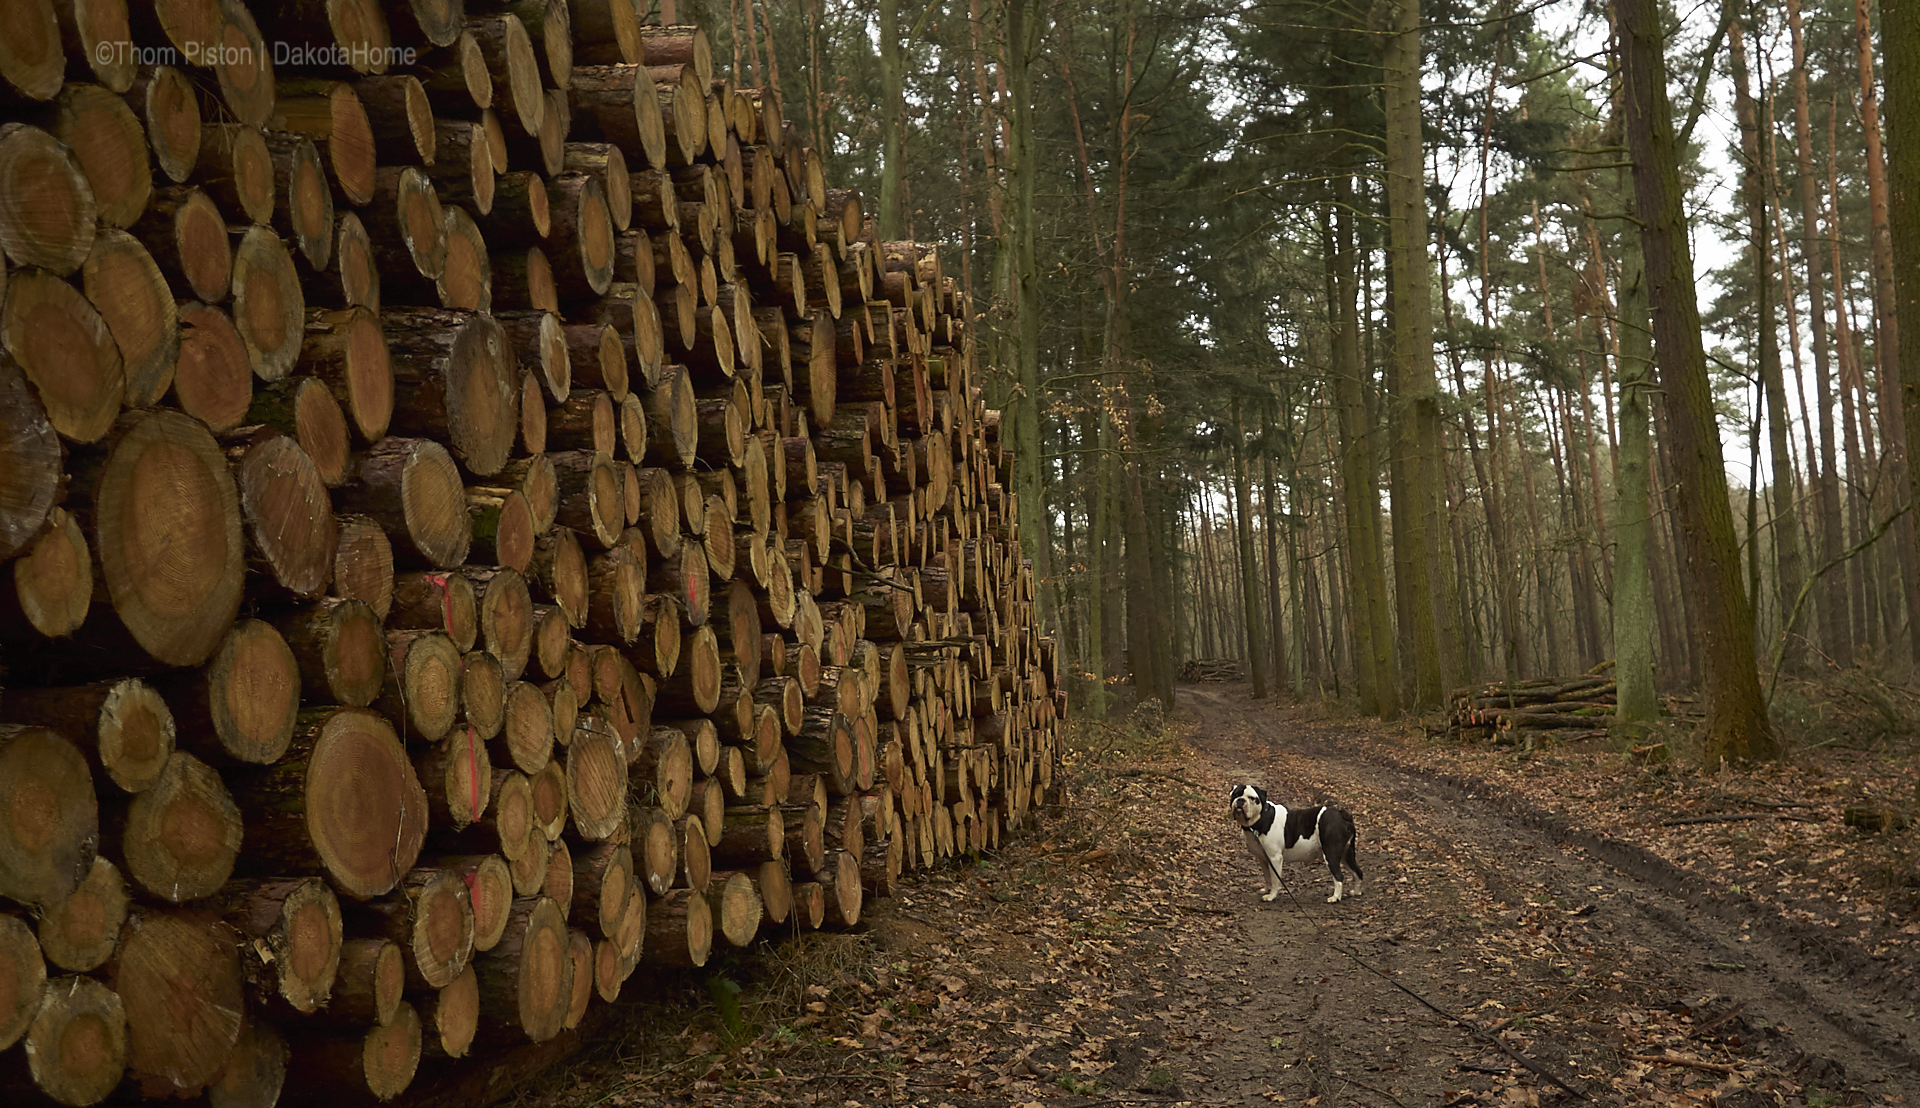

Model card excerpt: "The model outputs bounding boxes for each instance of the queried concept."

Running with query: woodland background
[689,0,1920,761]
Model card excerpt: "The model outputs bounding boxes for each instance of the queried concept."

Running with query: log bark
[265,132,334,268]
[632,726,694,819]
[228,707,429,900]
[570,842,631,939]
[473,896,571,1044]
[82,228,179,408]
[231,226,307,382]
[528,756,569,844]
[3,268,123,444]
[384,308,519,477]
[418,726,493,831]
[237,433,338,598]
[1,677,175,794]
[36,856,128,974]
[641,887,710,967]
[707,870,761,947]
[338,437,471,569]
[565,725,627,841]
[0,124,96,274]
[301,306,394,445]
[110,907,245,1097]
[102,751,242,903]
[22,974,129,1107]
[391,570,477,651]
[422,962,479,1060]
[549,449,625,549]
[206,1012,285,1108]
[0,725,98,910]
[284,1000,421,1102]
[195,122,275,227]
[711,805,783,867]
[215,877,344,1017]
[277,598,385,712]
[324,938,404,1026]
[342,867,475,992]
[426,854,513,954]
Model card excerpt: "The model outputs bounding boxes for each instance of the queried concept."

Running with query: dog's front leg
[1261,852,1283,902]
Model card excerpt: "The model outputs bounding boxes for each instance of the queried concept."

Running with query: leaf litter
[503,685,1917,1108]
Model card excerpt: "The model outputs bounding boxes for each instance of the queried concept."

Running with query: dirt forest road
[1163,687,1919,1106]
[551,686,1920,1108]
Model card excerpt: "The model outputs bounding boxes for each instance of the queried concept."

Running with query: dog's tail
[1340,808,1363,879]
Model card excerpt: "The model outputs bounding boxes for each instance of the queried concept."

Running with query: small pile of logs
[1446,675,1618,741]
[1178,658,1242,683]
[0,1,1062,1105]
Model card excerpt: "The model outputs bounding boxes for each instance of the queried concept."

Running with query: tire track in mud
[1174,686,1920,1103]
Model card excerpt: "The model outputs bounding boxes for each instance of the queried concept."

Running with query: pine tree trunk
[1229,400,1269,698]
[1787,0,1854,665]
[1611,154,1661,726]
[1891,0,1920,531]
[1325,197,1396,716]
[1616,0,1775,764]
[1853,0,1920,663]
[1729,13,1808,676]
[1382,0,1457,705]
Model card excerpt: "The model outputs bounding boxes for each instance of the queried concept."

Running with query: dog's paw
[1326,892,1342,903]
[1260,890,1280,903]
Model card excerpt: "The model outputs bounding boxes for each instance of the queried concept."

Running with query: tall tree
[1612,159,1660,726]
[878,0,905,240]
[1786,0,1853,666]
[1728,7,1807,674]
[1230,399,1271,698]
[1890,0,1920,524]
[1380,0,1458,707]
[1853,0,1920,661]
[1615,0,1776,764]
[1000,0,1052,630]
[1327,198,1398,716]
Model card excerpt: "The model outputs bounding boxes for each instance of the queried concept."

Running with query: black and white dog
[1228,783,1364,904]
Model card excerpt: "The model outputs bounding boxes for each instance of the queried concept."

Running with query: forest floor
[518,684,1920,1108]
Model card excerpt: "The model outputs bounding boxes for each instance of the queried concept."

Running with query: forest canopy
[684,0,1920,765]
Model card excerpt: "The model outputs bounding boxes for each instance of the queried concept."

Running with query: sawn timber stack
[0,2,1060,1105]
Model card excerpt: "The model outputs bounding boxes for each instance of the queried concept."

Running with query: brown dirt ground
[512,685,1920,1108]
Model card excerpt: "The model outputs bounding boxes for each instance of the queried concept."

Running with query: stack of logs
[1446,675,1618,742]
[1177,658,1242,684]
[0,0,1060,1105]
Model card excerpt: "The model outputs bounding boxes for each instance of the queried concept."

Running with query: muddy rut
[1170,686,1918,1105]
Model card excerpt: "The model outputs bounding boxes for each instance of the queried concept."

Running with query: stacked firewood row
[1446,675,1618,741]
[1177,658,1242,684]
[0,1,1060,1105]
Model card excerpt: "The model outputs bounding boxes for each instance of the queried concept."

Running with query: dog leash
[1258,846,1592,1101]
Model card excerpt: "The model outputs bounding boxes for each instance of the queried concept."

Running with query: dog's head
[1228,783,1268,827]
